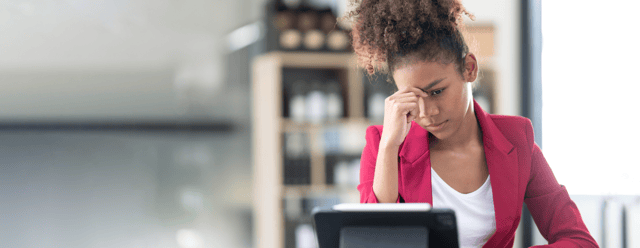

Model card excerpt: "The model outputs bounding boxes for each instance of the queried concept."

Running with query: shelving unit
[252,52,370,248]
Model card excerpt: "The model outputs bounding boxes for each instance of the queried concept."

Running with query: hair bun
[348,0,474,75]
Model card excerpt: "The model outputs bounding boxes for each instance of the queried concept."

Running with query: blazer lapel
[473,101,520,246]
[398,121,432,204]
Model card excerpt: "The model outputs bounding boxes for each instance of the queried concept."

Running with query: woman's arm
[372,139,400,203]
[358,87,426,203]
[357,126,402,203]
[523,123,598,247]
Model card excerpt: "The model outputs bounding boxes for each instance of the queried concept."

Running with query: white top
[431,168,496,248]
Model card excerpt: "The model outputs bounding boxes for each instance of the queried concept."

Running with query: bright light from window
[542,1,640,195]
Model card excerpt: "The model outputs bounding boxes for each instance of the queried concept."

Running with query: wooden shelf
[266,51,356,68]
[280,117,375,133]
[252,51,366,248]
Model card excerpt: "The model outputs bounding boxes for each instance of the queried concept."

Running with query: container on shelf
[289,81,307,123]
[363,72,396,123]
[325,81,343,122]
[305,80,327,124]
[265,0,352,53]
[323,127,341,154]
[284,132,311,185]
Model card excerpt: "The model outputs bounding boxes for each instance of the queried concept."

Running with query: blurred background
[0,0,638,247]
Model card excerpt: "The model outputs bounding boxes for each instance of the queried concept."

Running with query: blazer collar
[472,100,514,155]
[398,99,514,161]
[474,100,520,246]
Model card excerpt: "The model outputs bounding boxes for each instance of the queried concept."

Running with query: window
[541,1,640,195]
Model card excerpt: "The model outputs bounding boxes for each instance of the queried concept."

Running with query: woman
[349,0,598,247]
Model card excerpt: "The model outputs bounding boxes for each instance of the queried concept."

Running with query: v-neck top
[431,168,496,248]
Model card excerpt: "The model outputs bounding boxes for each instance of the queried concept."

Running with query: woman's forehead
[393,61,456,87]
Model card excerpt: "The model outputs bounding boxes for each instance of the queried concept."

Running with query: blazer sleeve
[523,123,598,247]
[357,126,402,203]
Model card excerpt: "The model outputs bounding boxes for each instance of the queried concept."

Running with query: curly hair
[346,0,475,78]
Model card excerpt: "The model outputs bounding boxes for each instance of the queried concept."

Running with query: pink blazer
[358,100,598,247]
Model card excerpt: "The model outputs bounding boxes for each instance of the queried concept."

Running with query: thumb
[407,104,418,123]
[404,120,412,137]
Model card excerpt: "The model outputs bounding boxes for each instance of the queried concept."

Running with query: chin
[424,124,455,141]
[416,120,449,136]
[429,131,450,141]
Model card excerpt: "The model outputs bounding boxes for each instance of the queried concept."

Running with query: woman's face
[392,55,478,141]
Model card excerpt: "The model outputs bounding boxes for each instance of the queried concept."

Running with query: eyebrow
[420,78,446,92]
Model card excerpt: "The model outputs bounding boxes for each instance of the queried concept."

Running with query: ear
[463,53,478,82]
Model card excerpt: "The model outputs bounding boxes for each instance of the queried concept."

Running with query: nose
[418,97,439,119]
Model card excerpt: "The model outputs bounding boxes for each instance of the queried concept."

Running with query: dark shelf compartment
[283,157,311,185]
[281,67,350,120]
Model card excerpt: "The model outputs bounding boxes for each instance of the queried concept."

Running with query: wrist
[379,139,400,152]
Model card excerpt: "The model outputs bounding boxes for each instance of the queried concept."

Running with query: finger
[407,112,416,123]
[418,97,426,118]
[395,102,418,116]
[388,91,426,102]
[407,103,419,121]
[397,86,428,98]
[391,94,421,103]
[388,91,418,100]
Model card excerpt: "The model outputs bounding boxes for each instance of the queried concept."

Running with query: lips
[425,120,447,131]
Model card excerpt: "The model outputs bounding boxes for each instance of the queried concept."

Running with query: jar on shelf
[274,10,296,31]
[325,81,343,122]
[303,29,325,50]
[284,131,310,185]
[319,10,336,34]
[305,80,326,124]
[280,29,303,50]
[285,131,307,159]
[290,81,307,123]
[326,30,349,51]
[297,9,317,33]
[333,160,350,188]
[323,127,341,154]
[368,88,386,122]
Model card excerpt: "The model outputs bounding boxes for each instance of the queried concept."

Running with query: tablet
[332,203,431,212]
[312,203,459,248]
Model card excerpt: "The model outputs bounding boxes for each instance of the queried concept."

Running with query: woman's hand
[380,86,428,148]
